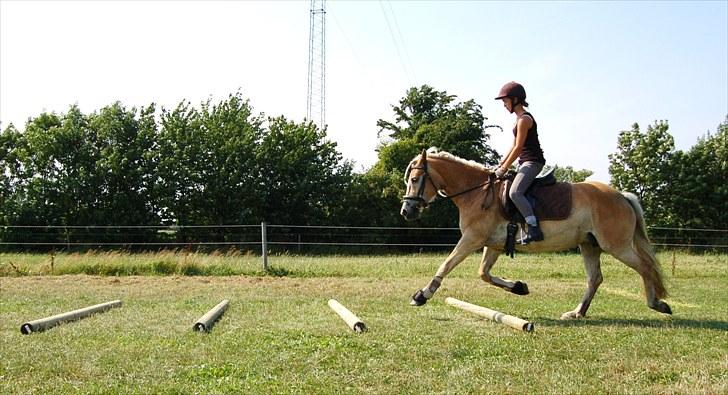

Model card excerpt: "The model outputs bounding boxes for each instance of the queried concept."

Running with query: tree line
[1,86,725,249]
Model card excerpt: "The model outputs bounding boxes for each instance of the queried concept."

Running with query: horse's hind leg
[561,243,603,320]
[478,246,529,295]
[611,247,672,314]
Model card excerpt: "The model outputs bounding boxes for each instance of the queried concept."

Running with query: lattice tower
[307,0,326,128]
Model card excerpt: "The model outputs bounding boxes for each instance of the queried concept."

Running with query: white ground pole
[328,299,367,333]
[21,300,123,334]
[445,297,534,332]
[193,299,230,332]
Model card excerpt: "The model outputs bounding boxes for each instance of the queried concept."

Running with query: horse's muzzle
[400,199,423,221]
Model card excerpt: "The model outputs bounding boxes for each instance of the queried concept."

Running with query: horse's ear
[421,148,427,160]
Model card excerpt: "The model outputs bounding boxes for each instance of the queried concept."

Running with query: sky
[1,0,726,182]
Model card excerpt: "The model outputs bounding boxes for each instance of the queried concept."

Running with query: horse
[400,148,671,319]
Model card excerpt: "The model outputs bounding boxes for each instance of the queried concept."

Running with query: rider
[494,81,546,244]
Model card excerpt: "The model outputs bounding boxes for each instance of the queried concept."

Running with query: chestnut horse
[400,149,671,319]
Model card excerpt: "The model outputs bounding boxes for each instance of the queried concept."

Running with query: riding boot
[518,223,544,244]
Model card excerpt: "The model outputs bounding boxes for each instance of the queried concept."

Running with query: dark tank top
[512,111,545,165]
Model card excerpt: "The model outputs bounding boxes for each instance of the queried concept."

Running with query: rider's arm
[500,115,532,170]
[499,141,515,167]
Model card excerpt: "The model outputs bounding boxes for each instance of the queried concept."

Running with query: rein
[437,173,495,200]
[403,155,496,209]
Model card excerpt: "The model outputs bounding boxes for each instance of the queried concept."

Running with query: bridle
[403,154,496,209]
[402,157,439,208]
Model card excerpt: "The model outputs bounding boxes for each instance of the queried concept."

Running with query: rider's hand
[495,167,507,178]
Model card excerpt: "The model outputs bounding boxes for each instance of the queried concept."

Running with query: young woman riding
[494,81,546,244]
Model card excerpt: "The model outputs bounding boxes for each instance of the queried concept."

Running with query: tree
[376,85,499,171]
[368,85,500,227]
[0,124,22,229]
[9,108,98,227]
[155,93,264,233]
[155,92,353,232]
[553,166,593,183]
[667,117,728,229]
[89,102,160,229]
[608,121,675,226]
[254,116,353,225]
[0,104,164,244]
[609,117,728,232]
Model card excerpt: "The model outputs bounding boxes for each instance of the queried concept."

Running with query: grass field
[1,251,726,394]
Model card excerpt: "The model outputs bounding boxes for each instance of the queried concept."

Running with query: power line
[385,0,417,84]
[378,0,414,86]
[327,2,378,89]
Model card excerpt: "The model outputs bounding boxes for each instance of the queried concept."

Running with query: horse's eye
[411,177,418,183]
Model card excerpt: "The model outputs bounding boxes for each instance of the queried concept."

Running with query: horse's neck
[430,157,486,194]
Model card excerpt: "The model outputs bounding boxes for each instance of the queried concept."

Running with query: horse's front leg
[478,246,529,295]
[410,237,480,306]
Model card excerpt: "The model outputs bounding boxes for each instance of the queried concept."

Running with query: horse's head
[401,149,439,221]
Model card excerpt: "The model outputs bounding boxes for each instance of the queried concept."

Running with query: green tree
[0,104,163,245]
[156,93,263,233]
[376,85,499,171]
[553,165,593,183]
[368,85,500,227]
[11,108,98,226]
[156,93,352,232]
[341,165,407,228]
[667,117,728,229]
[609,121,675,226]
[0,124,22,230]
[89,103,160,229]
[254,116,353,225]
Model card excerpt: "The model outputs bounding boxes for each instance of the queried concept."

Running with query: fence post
[261,222,268,271]
[64,226,70,251]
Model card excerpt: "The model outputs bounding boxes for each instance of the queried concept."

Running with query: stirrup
[517,224,544,245]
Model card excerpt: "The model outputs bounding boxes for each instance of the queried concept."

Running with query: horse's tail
[622,192,668,299]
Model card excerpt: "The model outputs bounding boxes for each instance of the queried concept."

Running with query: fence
[1,223,726,255]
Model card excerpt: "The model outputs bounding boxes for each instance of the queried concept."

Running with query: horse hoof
[510,281,529,295]
[652,300,673,315]
[560,311,584,320]
[410,290,428,306]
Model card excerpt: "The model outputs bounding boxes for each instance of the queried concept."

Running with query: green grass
[1,251,726,394]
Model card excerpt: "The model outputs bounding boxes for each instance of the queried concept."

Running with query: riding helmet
[495,81,527,101]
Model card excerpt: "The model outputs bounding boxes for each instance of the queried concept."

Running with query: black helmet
[495,81,527,102]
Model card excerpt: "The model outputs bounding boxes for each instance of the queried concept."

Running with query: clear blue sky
[1,0,726,182]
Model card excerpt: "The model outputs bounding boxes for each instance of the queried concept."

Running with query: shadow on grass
[264,265,292,277]
[259,266,350,278]
[536,317,728,331]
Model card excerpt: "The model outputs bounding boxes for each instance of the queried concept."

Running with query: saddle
[498,168,573,257]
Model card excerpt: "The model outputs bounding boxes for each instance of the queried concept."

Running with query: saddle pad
[500,182,573,221]
[533,182,572,220]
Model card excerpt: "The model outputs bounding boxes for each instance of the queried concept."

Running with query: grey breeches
[509,161,544,220]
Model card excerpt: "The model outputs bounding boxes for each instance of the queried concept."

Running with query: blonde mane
[404,148,489,185]
[424,148,489,172]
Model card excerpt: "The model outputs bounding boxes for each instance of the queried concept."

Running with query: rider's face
[501,98,513,113]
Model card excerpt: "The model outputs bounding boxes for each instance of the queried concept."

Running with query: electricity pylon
[307,0,326,128]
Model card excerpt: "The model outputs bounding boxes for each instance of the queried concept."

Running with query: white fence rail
[1,223,726,250]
